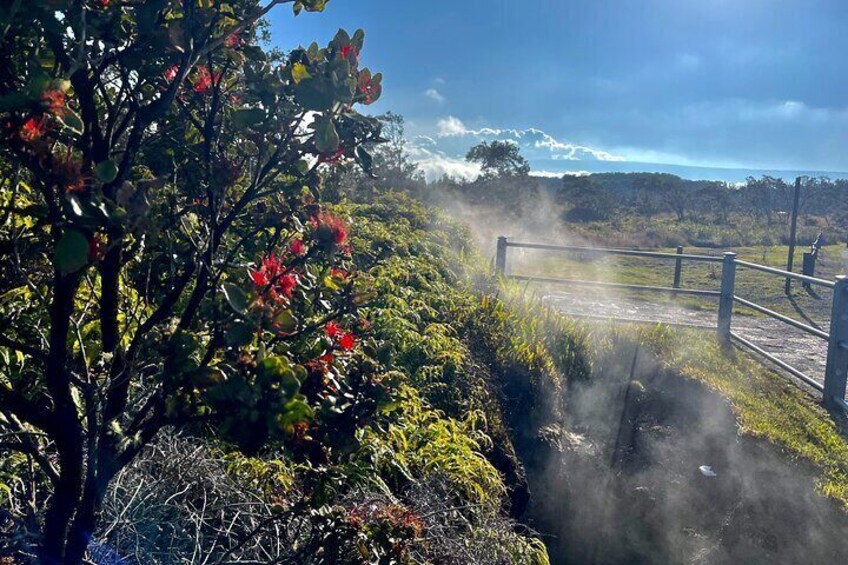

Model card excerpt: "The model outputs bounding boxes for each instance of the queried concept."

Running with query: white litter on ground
[699,465,717,477]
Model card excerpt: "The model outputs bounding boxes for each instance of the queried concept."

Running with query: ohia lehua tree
[0,0,385,562]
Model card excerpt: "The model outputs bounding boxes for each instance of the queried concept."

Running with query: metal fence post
[495,236,508,276]
[717,252,737,342]
[823,276,848,408]
[673,245,684,291]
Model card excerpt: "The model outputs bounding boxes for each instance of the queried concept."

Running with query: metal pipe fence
[495,236,848,410]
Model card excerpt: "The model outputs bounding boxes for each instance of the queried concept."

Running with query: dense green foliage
[0,1,387,561]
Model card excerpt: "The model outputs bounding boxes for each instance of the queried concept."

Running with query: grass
[510,243,846,325]
[609,323,848,509]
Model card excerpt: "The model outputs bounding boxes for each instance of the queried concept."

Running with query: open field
[508,243,848,326]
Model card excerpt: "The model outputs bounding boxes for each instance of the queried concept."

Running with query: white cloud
[424,88,446,104]
[531,170,591,178]
[406,143,481,181]
[436,116,468,135]
[427,116,624,162]
[405,116,625,181]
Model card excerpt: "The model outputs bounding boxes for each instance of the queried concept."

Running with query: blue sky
[268,0,848,180]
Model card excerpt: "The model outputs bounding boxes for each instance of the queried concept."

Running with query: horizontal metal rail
[510,275,721,297]
[504,241,723,262]
[729,331,824,392]
[733,295,830,341]
[733,259,836,288]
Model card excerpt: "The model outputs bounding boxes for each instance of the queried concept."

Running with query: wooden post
[495,236,508,276]
[802,252,815,291]
[785,176,802,295]
[673,245,684,291]
[718,252,737,342]
[823,276,848,408]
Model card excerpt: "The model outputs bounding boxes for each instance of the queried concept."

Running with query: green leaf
[94,160,118,184]
[315,118,339,153]
[274,310,298,334]
[280,368,300,397]
[278,399,313,428]
[226,321,255,347]
[59,109,84,134]
[54,230,89,275]
[355,146,373,174]
[232,107,265,129]
[222,283,249,314]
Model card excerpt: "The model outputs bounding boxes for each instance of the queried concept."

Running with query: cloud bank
[408,116,624,181]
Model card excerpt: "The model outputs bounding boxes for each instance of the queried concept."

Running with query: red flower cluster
[319,147,347,166]
[289,239,306,256]
[347,503,425,539]
[41,90,65,115]
[225,33,242,48]
[250,253,299,302]
[375,504,425,538]
[53,154,89,194]
[357,73,380,105]
[19,117,47,143]
[310,212,349,249]
[340,43,358,61]
[164,65,180,82]
[193,67,221,94]
[325,321,356,351]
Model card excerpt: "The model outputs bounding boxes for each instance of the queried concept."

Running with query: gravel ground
[543,290,834,396]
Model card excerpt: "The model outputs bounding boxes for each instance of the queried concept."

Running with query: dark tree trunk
[40,272,84,563]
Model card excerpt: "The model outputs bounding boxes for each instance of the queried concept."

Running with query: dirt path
[543,290,831,394]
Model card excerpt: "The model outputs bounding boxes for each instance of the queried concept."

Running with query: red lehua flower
[164,65,180,82]
[320,147,347,165]
[98,0,111,7]
[65,177,89,195]
[338,332,356,351]
[357,73,380,105]
[311,212,349,247]
[193,67,220,94]
[225,33,242,48]
[319,353,335,364]
[19,117,47,143]
[277,272,298,299]
[289,239,306,256]
[250,253,280,287]
[250,269,269,287]
[325,321,342,338]
[331,267,350,281]
[40,90,65,115]
[340,44,358,61]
